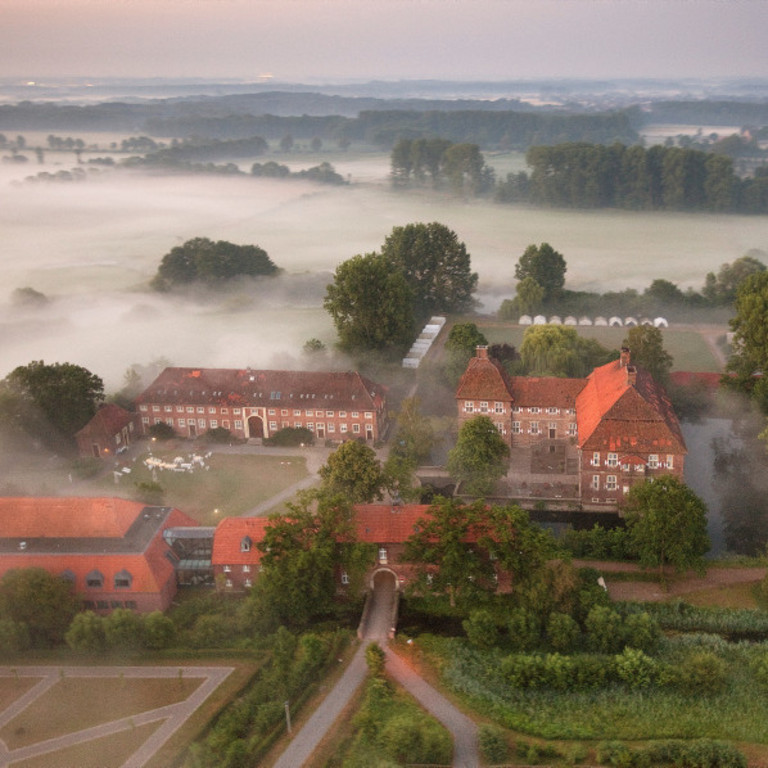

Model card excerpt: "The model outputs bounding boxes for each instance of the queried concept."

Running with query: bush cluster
[263,426,315,447]
[65,608,176,652]
[596,738,746,768]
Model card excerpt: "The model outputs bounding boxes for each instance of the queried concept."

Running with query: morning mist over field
[2,149,767,390]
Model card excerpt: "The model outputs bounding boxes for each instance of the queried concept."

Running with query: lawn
[476,322,722,372]
[99,450,310,523]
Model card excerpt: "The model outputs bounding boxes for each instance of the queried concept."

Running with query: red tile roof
[509,376,585,408]
[669,371,723,391]
[135,367,386,412]
[211,516,271,565]
[0,497,144,538]
[456,353,514,402]
[353,505,433,542]
[576,360,686,454]
[75,404,135,439]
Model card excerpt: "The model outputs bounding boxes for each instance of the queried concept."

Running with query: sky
[1,0,767,83]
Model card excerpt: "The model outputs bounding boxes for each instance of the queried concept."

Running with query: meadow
[1,141,765,391]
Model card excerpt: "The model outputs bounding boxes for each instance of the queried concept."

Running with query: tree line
[498,142,768,213]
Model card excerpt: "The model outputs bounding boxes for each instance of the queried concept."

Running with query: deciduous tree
[324,252,415,355]
[624,476,710,576]
[623,325,673,385]
[380,222,478,317]
[319,440,387,503]
[514,242,566,301]
[447,415,509,497]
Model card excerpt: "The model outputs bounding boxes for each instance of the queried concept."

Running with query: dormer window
[114,570,132,589]
[86,570,104,588]
[240,536,252,553]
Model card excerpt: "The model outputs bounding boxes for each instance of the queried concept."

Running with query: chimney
[626,365,637,386]
[476,345,489,359]
[619,347,630,368]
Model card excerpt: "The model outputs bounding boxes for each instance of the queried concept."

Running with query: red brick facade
[134,367,387,443]
[75,404,138,459]
[0,497,199,613]
[456,347,687,509]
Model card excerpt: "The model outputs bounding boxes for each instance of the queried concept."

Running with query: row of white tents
[519,315,669,328]
[402,316,447,368]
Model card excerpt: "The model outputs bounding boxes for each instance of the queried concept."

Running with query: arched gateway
[247,414,264,439]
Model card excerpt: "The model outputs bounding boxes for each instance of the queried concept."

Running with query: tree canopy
[323,252,415,356]
[703,252,767,305]
[624,476,710,576]
[151,237,279,291]
[0,568,79,647]
[623,325,673,385]
[447,415,510,497]
[319,439,387,503]
[514,243,566,301]
[380,222,478,317]
[0,360,104,446]
[444,322,488,382]
[519,325,615,378]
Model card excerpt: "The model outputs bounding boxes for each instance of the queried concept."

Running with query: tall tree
[380,222,478,317]
[319,439,387,503]
[0,568,79,647]
[624,476,710,576]
[702,253,766,305]
[324,252,415,355]
[403,498,495,608]
[726,271,768,411]
[445,322,488,382]
[447,415,509,497]
[514,243,566,301]
[0,360,104,446]
[623,325,673,385]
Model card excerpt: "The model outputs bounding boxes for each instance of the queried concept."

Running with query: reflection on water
[683,417,768,557]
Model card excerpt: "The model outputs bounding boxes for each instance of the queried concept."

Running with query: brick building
[134,367,388,443]
[0,497,198,613]
[456,346,686,509]
[75,403,138,459]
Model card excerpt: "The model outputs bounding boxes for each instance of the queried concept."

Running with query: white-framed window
[365,412,373,419]
[233,408,241,415]
[282,420,289,428]
[529,407,541,414]
[268,408,275,415]
[176,405,184,412]
[328,423,335,432]
[352,423,360,434]
[154,418,163,425]
[592,451,600,466]
[306,409,314,416]
[530,421,539,434]
[242,564,251,573]
[269,421,277,430]
[221,407,228,414]
[142,416,149,425]
[591,475,600,490]
[307,422,314,431]
[225,579,233,588]
[648,454,659,469]
[198,418,206,428]
[340,423,348,433]
[208,407,216,414]
[566,407,576,415]
[139,405,148,412]
[234,420,242,430]
[378,548,388,564]
[512,421,521,434]
[197,406,204,413]
[352,411,359,418]
[281,409,288,416]
[178,418,186,427]
[164,405,173,412]
[244,578,252,588]
[341,571,350,585]
[223,565,231,573]
[547,407,559,414]
[494,402,504,413]
[222,420,230,428]
[152,405,160,412]
[294,409,301,416]
[478,401,489,412]
[186,406,195,413]
[568,423,577,436]
[326,410,334,417]
[512,406,522,413]
[606,475,617,491]
[210,420,218,429]
[464,401,474,413]
[339,410,347,417]
[607,452,618,467]
[666,454,674,469]
[495,422,506,435]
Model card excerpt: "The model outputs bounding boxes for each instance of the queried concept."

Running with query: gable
[456,355,514,402]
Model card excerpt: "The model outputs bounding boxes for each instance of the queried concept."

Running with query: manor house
[456,347,686,510]
[134,367,388,443]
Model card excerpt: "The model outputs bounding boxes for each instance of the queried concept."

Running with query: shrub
[614,647,656,689]
[142,611,176,650]
[585,605,624,654]
[104,608,143,650]
[203,426,234,444]
[546,611,581,652]
[263,426,315,447]
[463,608,501,649]
[507,606,541,652]
[478,723,508,762]
[671,650,728,694]
[0,617,30,653]
[148,422,176,440]
[65,611,106,652]
[623,611,660,653]
[365,642,386,676]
